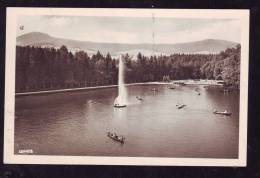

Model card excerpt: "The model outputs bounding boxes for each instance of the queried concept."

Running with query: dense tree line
[15,45,240,92]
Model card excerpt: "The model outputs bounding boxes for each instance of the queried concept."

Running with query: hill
[17,32,239,57]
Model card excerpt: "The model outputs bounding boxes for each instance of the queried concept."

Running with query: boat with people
[194,88,201,95]
[151,88,158,91]
[194,90,200,95]
[114,103,127,108]
[176,103,186,109]
[173,81,186,86]
[136,96,144,101]
[213,110,231,116]
[223,89,232,93]
[107,132,125,143]
[167,86,175,89]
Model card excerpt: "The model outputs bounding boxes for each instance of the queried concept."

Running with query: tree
[15,45,241,92]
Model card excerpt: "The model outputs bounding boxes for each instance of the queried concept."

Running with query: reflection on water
[15,84,239,158]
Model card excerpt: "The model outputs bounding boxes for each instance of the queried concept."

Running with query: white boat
[151,88,158,91]
[213,110,231,116]
[194,88,201,95]
[176,103,186,109]
[114,103,127,108]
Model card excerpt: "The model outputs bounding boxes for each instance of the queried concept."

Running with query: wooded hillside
[15,45,240,92]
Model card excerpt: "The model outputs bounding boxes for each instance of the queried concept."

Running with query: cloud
[154,19,240,43]
[17,16,241,44]
[48,16,72,27]
[75,31,146,43]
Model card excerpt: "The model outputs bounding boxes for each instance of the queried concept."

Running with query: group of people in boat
[136,96,144,101]
[114,103,127,108]
[194,88,201,95]
[167,85,175,89]
[213,110,231,116]
[176,103,186,109]
[151,88,158,91]
[107,132,125,143]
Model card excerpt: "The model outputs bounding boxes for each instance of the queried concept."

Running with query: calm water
[15,84,239,158]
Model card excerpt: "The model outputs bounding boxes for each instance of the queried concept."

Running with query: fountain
[114,56,127,108]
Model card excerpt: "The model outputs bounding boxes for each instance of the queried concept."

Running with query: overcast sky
[17,15,241,44]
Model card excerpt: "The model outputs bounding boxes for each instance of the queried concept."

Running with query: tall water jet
[114,56,127,108]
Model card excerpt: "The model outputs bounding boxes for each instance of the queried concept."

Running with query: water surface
[15,84,239,158]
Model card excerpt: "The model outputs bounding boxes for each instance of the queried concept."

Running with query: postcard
[4,8,249,166]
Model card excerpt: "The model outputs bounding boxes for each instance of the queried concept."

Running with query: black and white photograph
[4,8,249,166]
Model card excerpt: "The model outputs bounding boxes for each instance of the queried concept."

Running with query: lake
[15,84,239,158]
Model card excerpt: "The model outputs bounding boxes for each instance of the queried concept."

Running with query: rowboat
[136,96,144,100]
[213,110,231,116]
[114,103,127,108]
[107,132,125,143]
[176,103,186,109]
[167,86,175,89]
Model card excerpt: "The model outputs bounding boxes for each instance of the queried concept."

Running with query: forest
[15,44,240,92]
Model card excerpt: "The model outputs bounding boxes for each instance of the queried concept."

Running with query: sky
[17,15,241,44]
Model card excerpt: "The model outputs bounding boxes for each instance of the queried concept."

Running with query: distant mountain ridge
[17,32,239,58]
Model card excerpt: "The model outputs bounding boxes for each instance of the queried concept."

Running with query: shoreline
[15,80,223,96]
[15,82,153,96]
